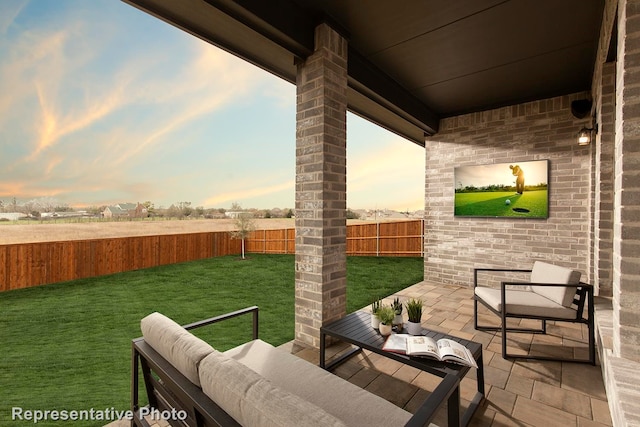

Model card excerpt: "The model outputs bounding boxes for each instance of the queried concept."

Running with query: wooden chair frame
[473,268,595,365]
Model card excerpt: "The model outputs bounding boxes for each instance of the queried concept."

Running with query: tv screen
[454,160,549,218]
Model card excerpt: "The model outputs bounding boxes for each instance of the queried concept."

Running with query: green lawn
[0,254,422,427]
[454,190,548,218]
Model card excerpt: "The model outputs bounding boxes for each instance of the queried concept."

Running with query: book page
[382,334,409,354]
[436,339,478,368]
[406,336,439,359]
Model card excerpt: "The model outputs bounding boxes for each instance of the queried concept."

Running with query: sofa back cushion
[199,350,347,427]
[140,312,214,386]
[530,261,581,307]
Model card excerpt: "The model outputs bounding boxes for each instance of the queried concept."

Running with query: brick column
[594,62,615,297]
[294,23,348,348]
[614,0,640,362]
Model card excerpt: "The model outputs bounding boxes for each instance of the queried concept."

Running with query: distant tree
[230,207,255,260]
[195,206,205,217]
[54,204,73,212]
[178,201,192,218]
[346,208,360,219]
[86,206,103,216]
[286,209,294,218]
[166,204,180,218]
[142,201,156,216]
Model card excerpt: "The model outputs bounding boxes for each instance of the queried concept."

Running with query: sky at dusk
[0,0,425,211]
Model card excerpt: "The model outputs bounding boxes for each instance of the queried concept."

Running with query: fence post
[376,221,380,257]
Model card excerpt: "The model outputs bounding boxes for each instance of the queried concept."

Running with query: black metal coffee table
[320,311,485,427]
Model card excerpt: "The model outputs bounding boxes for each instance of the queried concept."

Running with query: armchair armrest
[182,306,259,340]
[404,374,460,427]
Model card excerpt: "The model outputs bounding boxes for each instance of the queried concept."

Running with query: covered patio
[108,281,611,427]
[121,0,638,425]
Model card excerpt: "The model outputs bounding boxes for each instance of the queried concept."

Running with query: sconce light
[577,123,597,146]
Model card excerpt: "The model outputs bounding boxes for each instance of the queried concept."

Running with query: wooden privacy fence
[244,219,424,257]
[0,220,423,292]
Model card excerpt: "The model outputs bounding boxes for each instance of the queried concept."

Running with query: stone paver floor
[108,281,611,427]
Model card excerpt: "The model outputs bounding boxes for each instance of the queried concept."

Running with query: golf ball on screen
[505,199,511,205]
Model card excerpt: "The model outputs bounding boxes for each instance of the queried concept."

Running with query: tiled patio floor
[109,281,611,427]
[288,282,611,427]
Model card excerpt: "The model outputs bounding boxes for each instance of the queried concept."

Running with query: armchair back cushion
[530,261,581,308]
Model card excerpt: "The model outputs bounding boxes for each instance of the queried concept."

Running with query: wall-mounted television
[454,160,549,218]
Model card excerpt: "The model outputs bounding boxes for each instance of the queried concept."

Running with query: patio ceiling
[123,0,605,145]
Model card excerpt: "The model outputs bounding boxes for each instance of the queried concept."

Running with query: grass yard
[0,254,423,427]
[454,190,548,218]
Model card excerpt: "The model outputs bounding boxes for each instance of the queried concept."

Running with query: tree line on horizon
[0,198,361,221]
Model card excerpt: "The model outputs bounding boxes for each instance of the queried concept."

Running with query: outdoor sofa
[131,306,460,427]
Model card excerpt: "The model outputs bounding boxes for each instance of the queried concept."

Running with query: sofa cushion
[475,287,578,319]
[199,350,347,427]
[224,339,413,427]
[140,312,214,386]
[530,261,581,307]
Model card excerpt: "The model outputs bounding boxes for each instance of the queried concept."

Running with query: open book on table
[382,334,478,368]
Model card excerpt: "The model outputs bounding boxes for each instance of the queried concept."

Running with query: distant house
[0,212,27,221]
[102,203,147,219]
[224,211,244,219]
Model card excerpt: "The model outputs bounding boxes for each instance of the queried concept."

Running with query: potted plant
[376,305,395,336]
[405,298,423,335]
[392,297,404,331]
[370,297,382,328]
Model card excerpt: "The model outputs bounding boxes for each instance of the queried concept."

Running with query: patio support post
[614,0,640,362]
[294,22,348,349]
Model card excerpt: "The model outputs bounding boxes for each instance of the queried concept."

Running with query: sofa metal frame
[473,268,595,365]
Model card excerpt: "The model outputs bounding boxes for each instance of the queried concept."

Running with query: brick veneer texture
[614,0,640,362]
[294,23,348,348]
[424,93,592,288]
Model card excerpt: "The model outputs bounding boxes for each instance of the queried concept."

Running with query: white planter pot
[393,314,403,329]
[406,321,423,336]
[371,313,380,329]
[379,323,393,336]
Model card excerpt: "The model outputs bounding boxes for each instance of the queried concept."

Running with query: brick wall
[424,94,593,286]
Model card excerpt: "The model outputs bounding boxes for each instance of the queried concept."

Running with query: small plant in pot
[376,305,396,336]
[405,298,424,335]
[370,297,382,329]
[392,297,404,331]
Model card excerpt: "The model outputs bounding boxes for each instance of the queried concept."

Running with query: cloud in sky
[0,0,424,211]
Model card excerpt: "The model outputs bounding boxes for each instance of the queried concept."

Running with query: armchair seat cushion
[474,287,578,319]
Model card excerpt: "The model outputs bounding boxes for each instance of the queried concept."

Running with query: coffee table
[320,311,485,427]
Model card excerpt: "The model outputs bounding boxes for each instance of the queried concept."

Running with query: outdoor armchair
[473,261,595,364]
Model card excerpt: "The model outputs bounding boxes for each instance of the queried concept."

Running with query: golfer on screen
[509,164,524,194]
